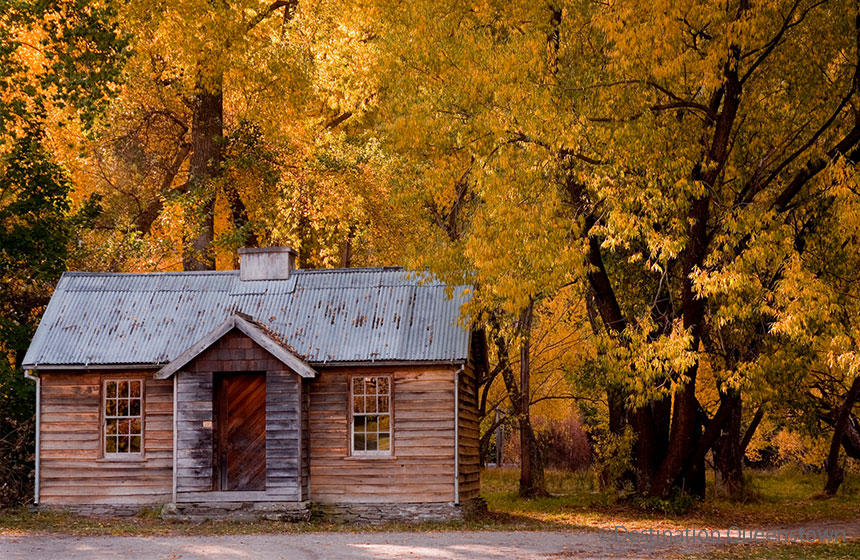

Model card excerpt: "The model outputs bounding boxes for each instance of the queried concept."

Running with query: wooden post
[495,409,504,466]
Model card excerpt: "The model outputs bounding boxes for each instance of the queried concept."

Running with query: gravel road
[0,530,711,560]
[3,521,858,560]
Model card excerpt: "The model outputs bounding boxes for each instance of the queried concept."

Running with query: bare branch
[247,0,298,31]
[324,111,353,130]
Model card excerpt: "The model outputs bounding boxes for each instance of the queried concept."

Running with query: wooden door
[215,373,266,491]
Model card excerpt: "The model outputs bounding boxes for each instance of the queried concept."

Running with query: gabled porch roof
[154,313,316,380]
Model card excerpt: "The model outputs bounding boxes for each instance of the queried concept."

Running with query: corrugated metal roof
[22,268,473,368]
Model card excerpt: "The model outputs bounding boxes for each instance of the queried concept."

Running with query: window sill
[98,454,146,463]
[344,454,397,461]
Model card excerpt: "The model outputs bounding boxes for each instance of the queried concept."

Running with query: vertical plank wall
[39,371,173,505]
[308,365,459,503]
[265,362,302,500]
[174,368,214,495]
[301,381,311,500]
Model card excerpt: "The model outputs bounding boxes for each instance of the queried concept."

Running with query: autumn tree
[0,0,125,504]
[81,0,391,271]
[374,0,860,498]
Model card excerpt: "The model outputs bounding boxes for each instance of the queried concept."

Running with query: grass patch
[0,466,856,535]
[481,466,860,529]
[692,541,860,560]
[0,506,550,536]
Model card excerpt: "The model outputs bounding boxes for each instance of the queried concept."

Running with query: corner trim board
[454,364,463,505]
[172,374,177,502]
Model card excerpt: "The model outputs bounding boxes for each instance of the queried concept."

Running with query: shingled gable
[154,313,316,380]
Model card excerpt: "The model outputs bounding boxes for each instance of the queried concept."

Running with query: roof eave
[311,358,468,368]
[22,363,163,372]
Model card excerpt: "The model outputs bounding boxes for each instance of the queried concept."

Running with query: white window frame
[349,375,393,457]
[102,378,144,458]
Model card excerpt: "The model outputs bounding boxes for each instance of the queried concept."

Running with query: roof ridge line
[61,270,237,277]
[290,266,407,273]
[61,267,410,277]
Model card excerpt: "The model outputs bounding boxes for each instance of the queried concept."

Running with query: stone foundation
[161,501,312,522]
[42,497,487,524]
[38,504,154,518]
[318,497,487,524]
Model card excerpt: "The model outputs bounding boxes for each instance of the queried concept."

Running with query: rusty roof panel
[22,268,472,368]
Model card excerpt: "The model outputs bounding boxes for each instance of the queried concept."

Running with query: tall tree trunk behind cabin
[183,75,224,271]
[519,303,547,498]
[341,226,355,268]
[650,361,703,498]
[518,302,547,497]
[296,204,315,269]
[628,393,672,493]
[839,414,860,460]
[825,377,860,496]
[227,184,256,269]
[713,388,744,498]
[493,307,547,498]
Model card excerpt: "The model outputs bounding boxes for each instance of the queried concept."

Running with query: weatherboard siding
[308,365,459,504]
[36,356,480,508]
[38,371,173,505]
[458,363,481,501]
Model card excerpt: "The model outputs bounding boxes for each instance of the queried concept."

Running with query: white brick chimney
[238,247,297,281]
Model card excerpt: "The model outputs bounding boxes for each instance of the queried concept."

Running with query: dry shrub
[502,409,592,471]
[0,365,35,507]
[0,416,34,507]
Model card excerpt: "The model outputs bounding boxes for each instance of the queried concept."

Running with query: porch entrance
[214,372,267,491]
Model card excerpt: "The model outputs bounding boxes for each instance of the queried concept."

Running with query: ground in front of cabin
[1,468,858,559]
[1,528,859,560]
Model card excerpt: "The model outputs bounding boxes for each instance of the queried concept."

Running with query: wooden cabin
[22,247,485,520]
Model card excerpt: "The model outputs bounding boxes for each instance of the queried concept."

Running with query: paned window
[104,379,143,455]
[351,376,391,454]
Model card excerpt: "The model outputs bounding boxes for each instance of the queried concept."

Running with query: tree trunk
[713,389,744,498]
[297,205,314,269]
[518,414,545,497]
[341,226,355,268]
[227,182,254,235]
[686,418,707,498]
[628,393,672,493]
[492,306,547,498]
[495,409,504,466]
[517,301,547,497]
[841,414,860,460]
[650,366,704,498]
[824,378,860,496]
[183,74,224,271]
[740,405,765,455]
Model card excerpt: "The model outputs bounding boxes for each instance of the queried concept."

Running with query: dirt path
[0,530,707,560]
[1,521,857,560]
